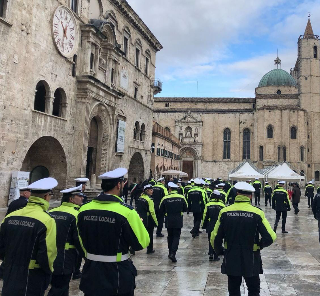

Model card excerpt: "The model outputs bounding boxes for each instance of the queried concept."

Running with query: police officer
[0,178,58,296]
[48,185,84,296]
[305,181,315,208]
[73,177,89,280]
[253,178,262,206]
[202,190,225,261]
[77,168,150,296]
[188,178,207,238]
[136,184,158,254]
[184,181,193,198]
[177,179,184,196]
[159,182,188,263]
[75,177,89,203]
[211,182,276,296]
[6,186,31,215]
[152,177,168,237]
[226,181,237,205]
[217,183,227,204]
[272,181,291,233]
[204,182,213,201]
[264,181,272,207]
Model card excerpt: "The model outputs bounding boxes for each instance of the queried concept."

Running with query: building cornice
[154,109,255,114]
[154,97,255,103]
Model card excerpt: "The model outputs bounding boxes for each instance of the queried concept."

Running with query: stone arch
[34,80,50,113]
[128,152,144,184]
[140,123,146,141]
[21,136,67,194]
[180,147,198,179]
[85,103,112,179]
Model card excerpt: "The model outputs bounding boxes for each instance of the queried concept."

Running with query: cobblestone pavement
[0,197,320,295]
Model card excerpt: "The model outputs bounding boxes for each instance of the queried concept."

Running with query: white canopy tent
[229,162,264,180]
[162,170,188,177]
[266,163,305,181]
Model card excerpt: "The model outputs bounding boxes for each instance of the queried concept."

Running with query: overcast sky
[128,0,320,98]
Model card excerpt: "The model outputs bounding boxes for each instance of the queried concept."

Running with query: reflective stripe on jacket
[211,195,276,277]
[0,196,57,296]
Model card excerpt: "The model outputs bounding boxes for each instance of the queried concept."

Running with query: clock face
[52,6,77,58]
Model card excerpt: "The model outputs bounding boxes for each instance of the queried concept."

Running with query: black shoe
[156,233,164,237]
[72,271,82,280]
[273,227,276,232]
[192,233,197,238]
[213,257,220,261]
[265,204,267,206]
[209,255,213,261]
[282,230,288,233]
[168,254,177,263]
[147,249,155,254]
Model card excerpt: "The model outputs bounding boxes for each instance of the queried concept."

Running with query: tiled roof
[304,19,314,37]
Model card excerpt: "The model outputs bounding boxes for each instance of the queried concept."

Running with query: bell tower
[298,17,320,111]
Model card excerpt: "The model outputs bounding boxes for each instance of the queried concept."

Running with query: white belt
[86,252,129,262]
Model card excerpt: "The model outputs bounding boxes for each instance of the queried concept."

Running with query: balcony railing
[152,79,162,94]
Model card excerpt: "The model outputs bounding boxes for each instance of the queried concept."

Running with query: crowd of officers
[1,170,320,296]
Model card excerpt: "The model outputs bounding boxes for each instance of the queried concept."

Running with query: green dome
[258,69,297,87]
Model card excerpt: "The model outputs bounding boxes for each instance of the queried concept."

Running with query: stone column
[45,96,54,114]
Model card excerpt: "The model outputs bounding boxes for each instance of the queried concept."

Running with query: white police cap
[98,168,128,180]
[74,177,89,184]
[191,179,194,182]
[168,182,179,189]
[60,185,83,194]
[194,178,203,185]
[308,181,313,184]
[28,177,58,192]
[178,179,182,183]
[157,177,165,182]
[234,182,255,193]
[213,190,221,195]
[144,184,153,190]
[218,183,225,187]
[278,181,285,185]
[188,181,191,184]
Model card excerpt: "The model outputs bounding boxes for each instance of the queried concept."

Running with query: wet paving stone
[0,198,320,295]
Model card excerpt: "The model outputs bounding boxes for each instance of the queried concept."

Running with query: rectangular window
[314,46,318,59]
[72,55,77,77]
[0,0,7,18]
[283,147,286,162]
[135,48,140,67]
[316,171,320,181]
[278,146,281,162]
[134,87,138,99]
[71,0,78,13]
[300,147,304,162]
[111,68,114,84]
[124,36,128,57]
[156,148,160,156]
[259,146,264,161]
[90,53,95,71]
[145,57,149,75]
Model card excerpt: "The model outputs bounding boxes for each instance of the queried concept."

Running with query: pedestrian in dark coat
[292,183,301,215]
[6,187,31,216]
[312,187,320,243]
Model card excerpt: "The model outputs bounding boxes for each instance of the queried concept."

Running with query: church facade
[153,19,319,182]
[0,0,162,205]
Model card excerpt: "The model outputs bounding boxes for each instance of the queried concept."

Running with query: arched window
[34,81,49,113]
[314,46,318,59]
[315,171,320,181]
[185,126,192,137]
[243,128,250,159]
[164,127,171,134]
[267,125,273,138]
[223,128,231,159]
[53,88,67,117]
[291,126,297,139]
[134,122,140,140]
[283,146,287,162]
[140,124,145,141]
[300,146,304,162]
